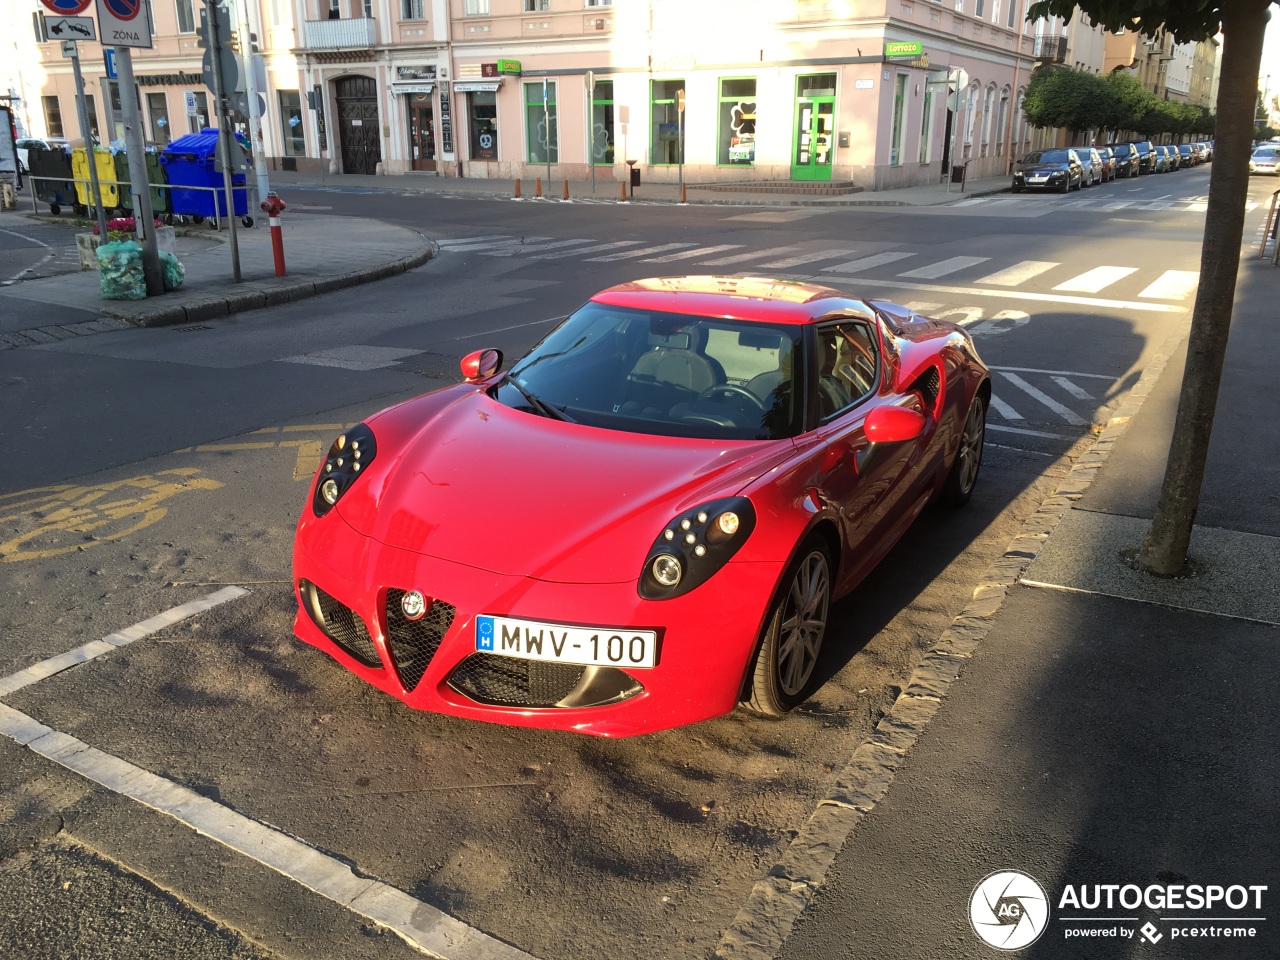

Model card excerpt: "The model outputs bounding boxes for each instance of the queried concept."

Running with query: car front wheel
[745,539,832,718]
[939,391,986,507]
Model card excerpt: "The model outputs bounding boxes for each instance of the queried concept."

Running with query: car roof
[591,276,876,325]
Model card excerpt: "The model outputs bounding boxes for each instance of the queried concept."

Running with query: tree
[1024,65,1120,140]
[1027,0,1272,575]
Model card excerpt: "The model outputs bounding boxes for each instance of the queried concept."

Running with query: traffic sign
[46,15,96,40]
[41,0,92,14]
[203,45,243,97]
[95,0,151,49]
[104,47,117,78]
[185,90,198,116]
[61,39,78,58]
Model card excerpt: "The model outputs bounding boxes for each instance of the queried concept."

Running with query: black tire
[744,538,833,718]
[1058,179,1070,194]
[49,203,61,216]
[939,391,986,508]
[241,216,254,228]
[192,214,204,225]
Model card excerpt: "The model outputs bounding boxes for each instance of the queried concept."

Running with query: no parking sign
[95,0,152,48]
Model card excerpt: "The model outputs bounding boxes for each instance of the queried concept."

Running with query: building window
[525,81,558,163]
[524,0,549,9]
[974,0,984,17]
[279,90,304,156]
[85,93,101,142]
[919,86,933,163]
[469,91,497,159]
[981,84,996,153]
[717,78,755,165]
[147,92,171,143]
[401,0,424,17]
[591,79,614,165]
[650,79,683,165]
[176,0,195,33]
[43,96,64,139]
[464,0,489,14]
[585,0,612,5]
[890,74,907,166]
[362,0,372,15]
[188,91,209,133]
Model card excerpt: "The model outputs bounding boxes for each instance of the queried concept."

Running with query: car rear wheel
[745,538,832,718]
[939,392,986,507]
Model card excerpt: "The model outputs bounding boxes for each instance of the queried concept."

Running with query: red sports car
[292,276,990,736]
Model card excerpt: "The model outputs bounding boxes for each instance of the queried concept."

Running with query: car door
[809,321,920,571]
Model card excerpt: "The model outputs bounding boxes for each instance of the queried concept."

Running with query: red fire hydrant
[260,192,287,277]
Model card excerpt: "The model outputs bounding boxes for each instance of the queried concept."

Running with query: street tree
[1023,65,1119,141]
[1028,0,1271,576]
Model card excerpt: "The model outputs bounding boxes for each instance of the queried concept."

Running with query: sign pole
[586,71,595,196]
[542,77,551,188]
[113,48,163,296]
[235,0,269,210]
[67,45,108,241]
[205,0,241,281]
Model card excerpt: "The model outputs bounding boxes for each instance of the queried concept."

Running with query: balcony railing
[1033,35,1068,63]
[302,17,377,49]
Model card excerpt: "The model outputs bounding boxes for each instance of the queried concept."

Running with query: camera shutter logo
[969,870,1050,950]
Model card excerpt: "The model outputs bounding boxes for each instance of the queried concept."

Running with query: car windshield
[1254,148,1280,158]
[492,302,804,441]
[1025,150,1070,164]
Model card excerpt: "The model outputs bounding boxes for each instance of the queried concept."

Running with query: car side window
[816,322,879,421]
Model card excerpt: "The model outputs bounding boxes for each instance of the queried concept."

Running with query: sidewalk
[713,259,1278,957]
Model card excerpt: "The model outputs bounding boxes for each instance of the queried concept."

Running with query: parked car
[1157,145,1179,172]
[1133,140,1157,174]
[1197,141,1213,161]
[1096,146,1118,182]
[1177,143,1197,166]
[1080,147,1104,186]
[291,276,991,736]
[1110,143,1141,178]
[1011,148,1084,193]
[1250,145,1280,175]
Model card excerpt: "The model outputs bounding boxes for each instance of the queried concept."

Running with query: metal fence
[23,174,251,232]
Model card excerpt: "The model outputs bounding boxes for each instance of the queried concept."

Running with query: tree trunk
[1137,0,1270,576]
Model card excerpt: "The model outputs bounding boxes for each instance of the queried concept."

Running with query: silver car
[1250,146,1280,175]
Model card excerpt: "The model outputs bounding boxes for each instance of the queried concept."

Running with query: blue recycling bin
[159,129,249,220]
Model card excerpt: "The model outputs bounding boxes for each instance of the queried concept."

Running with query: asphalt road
[0,164,1255,959]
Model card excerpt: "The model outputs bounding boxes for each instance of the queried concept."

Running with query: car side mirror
[460,348,503,381]
[864,405,926,444]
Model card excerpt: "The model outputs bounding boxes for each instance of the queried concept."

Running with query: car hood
[335,389,797,583]
[1018,161,1069,172]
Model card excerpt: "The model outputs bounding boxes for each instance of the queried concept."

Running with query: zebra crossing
[953,195,1257,214]
[437,235,1200,302]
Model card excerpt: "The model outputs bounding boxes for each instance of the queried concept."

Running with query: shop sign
[397,65,436,80]
[439,88,453,154]
[497,59,521,75]
[392,83,434,94]
[454,81,501,92]
[884,40,923,61]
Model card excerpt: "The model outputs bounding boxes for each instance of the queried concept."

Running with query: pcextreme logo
[968,872,1269,950]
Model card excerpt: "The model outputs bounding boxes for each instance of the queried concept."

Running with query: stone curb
[711,330,1188,960]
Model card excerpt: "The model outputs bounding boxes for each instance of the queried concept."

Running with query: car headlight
[312,423,377,517]
[639,497,756,599]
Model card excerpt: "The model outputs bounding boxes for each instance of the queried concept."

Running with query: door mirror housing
[864,405,926,444]
[460,348,503,381]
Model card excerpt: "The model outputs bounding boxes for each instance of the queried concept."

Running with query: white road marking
[698,245,801,266]
[0,588,248,698]
[758,249,859,269]
[1102,202,1133,210]
[897,256,991,279]
[0,704,536,960]
[976,260,1059,286]
[987,423,1079,439]
[471,237,553,253]
[530,240,644,259]
[1051,376,1095,400]
[821,251,916,274]
[1053,266,1139,293]
[988,395,1023,420]
[1,227,56,282]
[987,443,1057,457]
[643,244,743,263]
[1138,269,1199,300]
[586,242,698,261]
[818,277,1187,313]
[988,365,1118,380]
[485,238,596,257]
[999,371,1087,425]
[437,235,514,248]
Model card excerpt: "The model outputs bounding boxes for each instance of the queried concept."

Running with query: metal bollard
[535,178,543,199]
[620,181,627,202]
[562,179,569,201]
[514,179,522,200]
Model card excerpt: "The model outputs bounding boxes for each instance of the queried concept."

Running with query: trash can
[28,143,78,215]
[113,148,170,218]
[950,163,967,185]
[160,129,249,223]
[72,146,123,212]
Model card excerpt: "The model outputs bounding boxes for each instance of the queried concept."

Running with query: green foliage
[1023,65,1121,133]
[1025,0,1223,44]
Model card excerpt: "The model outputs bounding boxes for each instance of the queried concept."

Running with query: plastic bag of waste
[160,250,185,291]
[97,240,146,301]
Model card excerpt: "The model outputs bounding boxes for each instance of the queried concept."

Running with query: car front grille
[384,589,456,693]
[302,582,382,668]
[448,654,586,707]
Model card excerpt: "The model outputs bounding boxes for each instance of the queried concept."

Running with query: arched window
[963,82,980,155]
[981,84,997,155]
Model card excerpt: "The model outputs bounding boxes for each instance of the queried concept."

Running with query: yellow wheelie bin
[72,145,122,214]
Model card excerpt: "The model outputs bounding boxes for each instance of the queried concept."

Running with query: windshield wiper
[500,375,576,423]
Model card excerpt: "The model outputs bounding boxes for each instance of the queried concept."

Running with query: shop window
[147,92,171,143]
[718,78,755,166]
[591,79,614,165]
[650,79,683,165]
[188,91,209,133]
[43,96,63,139]
[525,81,558,163]
[918,87,933,163]
[469,91,497,159]
[279,90,305,157]
[890,74,907,166]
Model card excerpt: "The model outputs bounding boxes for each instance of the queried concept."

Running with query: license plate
[475,615,658,669]
[1029,175,1047,183]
